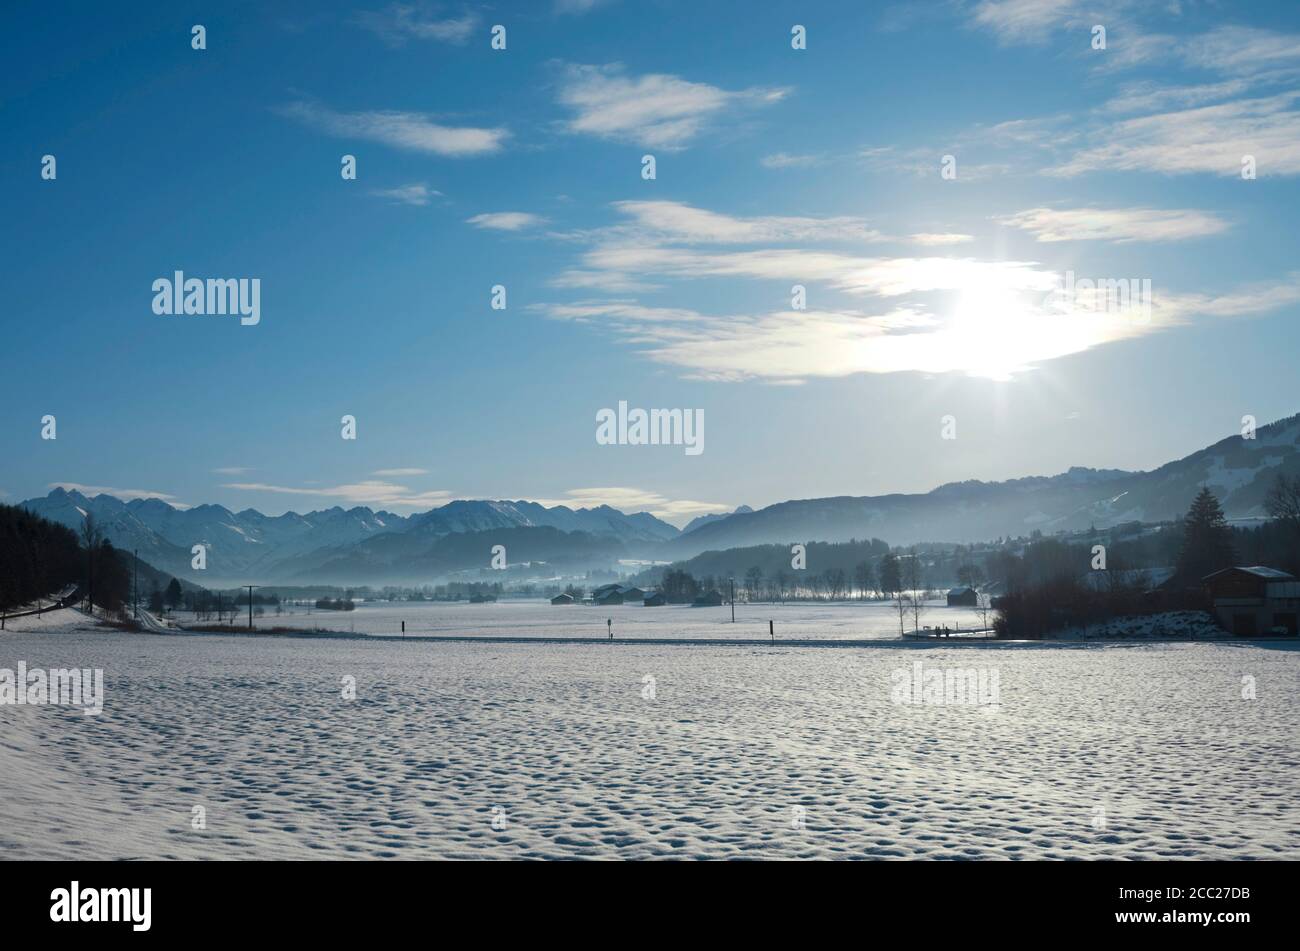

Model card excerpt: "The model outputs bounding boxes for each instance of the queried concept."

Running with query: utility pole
[133,549,139,620]
[730,578,735,622]
[245,585,259,630]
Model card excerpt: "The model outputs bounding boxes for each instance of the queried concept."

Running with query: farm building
[550,593,574,605]
[643,591,666,606]
[946,586,978,607]
[591,583,646,605]
[1203,566,1299,636]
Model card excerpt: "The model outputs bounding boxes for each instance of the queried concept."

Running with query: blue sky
[3,0,1298,525]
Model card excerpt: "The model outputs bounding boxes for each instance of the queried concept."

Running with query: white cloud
[279,101,507,157]
[528,487,730,524]
[355,5,478,45]
[222,481,453,509]
[556,63,787,149]
[466,212,547,231]
[540,274,1300,383]
[49,483,184,504]
[610,200,884,243]
[1000,206,1230,242]
[212,467,253,475]
[1050,92,1300,177]
[555,0,614,13]
[967,0,1083,44]
[1181,25,1300,77]
[371,183,442,206]
[581,243,1060,297]
[372,468,430,477]
[909,232,975,246]
[761,152,826,169]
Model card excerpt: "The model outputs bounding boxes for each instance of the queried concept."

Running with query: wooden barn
[1203,566,1299,636]
[946,586,978,607]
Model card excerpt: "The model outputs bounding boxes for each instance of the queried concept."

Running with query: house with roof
[591,583,646,605]
[946,586,978,607]
[1203,566,1299,636]
[550,593,575,605]
[643,591,666,606]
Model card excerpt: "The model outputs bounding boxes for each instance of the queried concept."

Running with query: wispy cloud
[278,101,508,157]
[50,482,184,505]
[555,0,615,13]
[1050,92,1300,177]
[467,211,547,231]
[528,487,729,523]
[371,468,430,477]
[371,183,442,206]
[760,152,827,169]
[355,4,478,46]
[1000,206,1230,242]
[540,274,1300,383]
[909,232,976,246]
[222,480,454,509]
[212,467,253,476]
[609,200,884,244]
[555,63,787,149]
[966,0,1088,45]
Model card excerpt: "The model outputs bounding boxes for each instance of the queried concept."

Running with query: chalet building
[550,593,574,605]
[1203,566,1300,636]
[591,583,645,605]
[946,586,978,607]
[643,591,666,607]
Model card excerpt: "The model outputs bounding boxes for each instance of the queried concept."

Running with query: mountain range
[19,412,1298,585]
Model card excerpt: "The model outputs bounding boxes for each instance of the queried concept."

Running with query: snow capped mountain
[668,413,1300,554]
[20,412,1297,582]
[681,505,754,535]
[18,489,680,583]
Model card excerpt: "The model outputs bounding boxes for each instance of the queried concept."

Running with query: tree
[165,578,183,611]
[879,551,901,599]
[79,513,104,611]
[1176,487,1236,583]
[148,585,164,613]
[744,565,763,602]
[901,550,927,633]
[1265,473,1300,525]
[956,562,986,589]
[853,561,874,600]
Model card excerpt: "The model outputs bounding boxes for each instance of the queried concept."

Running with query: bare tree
[902,549,927,633]
[79,513,103,612]
[1265,473,1300,525]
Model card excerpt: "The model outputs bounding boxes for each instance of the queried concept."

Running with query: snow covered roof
[1204,566,1295,581]
[947,586,976,596]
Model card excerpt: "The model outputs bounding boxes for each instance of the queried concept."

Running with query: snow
[1048,610,1226,640]
[175,598,992,641]
[2,614,1296,859]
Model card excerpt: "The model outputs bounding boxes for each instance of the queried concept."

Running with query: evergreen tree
[165,577,184,610]
[1176,487,1236,582]
[879,551,902,598]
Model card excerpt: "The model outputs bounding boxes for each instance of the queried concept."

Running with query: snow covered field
[2,609,1296,860]
[177,597,991,640]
